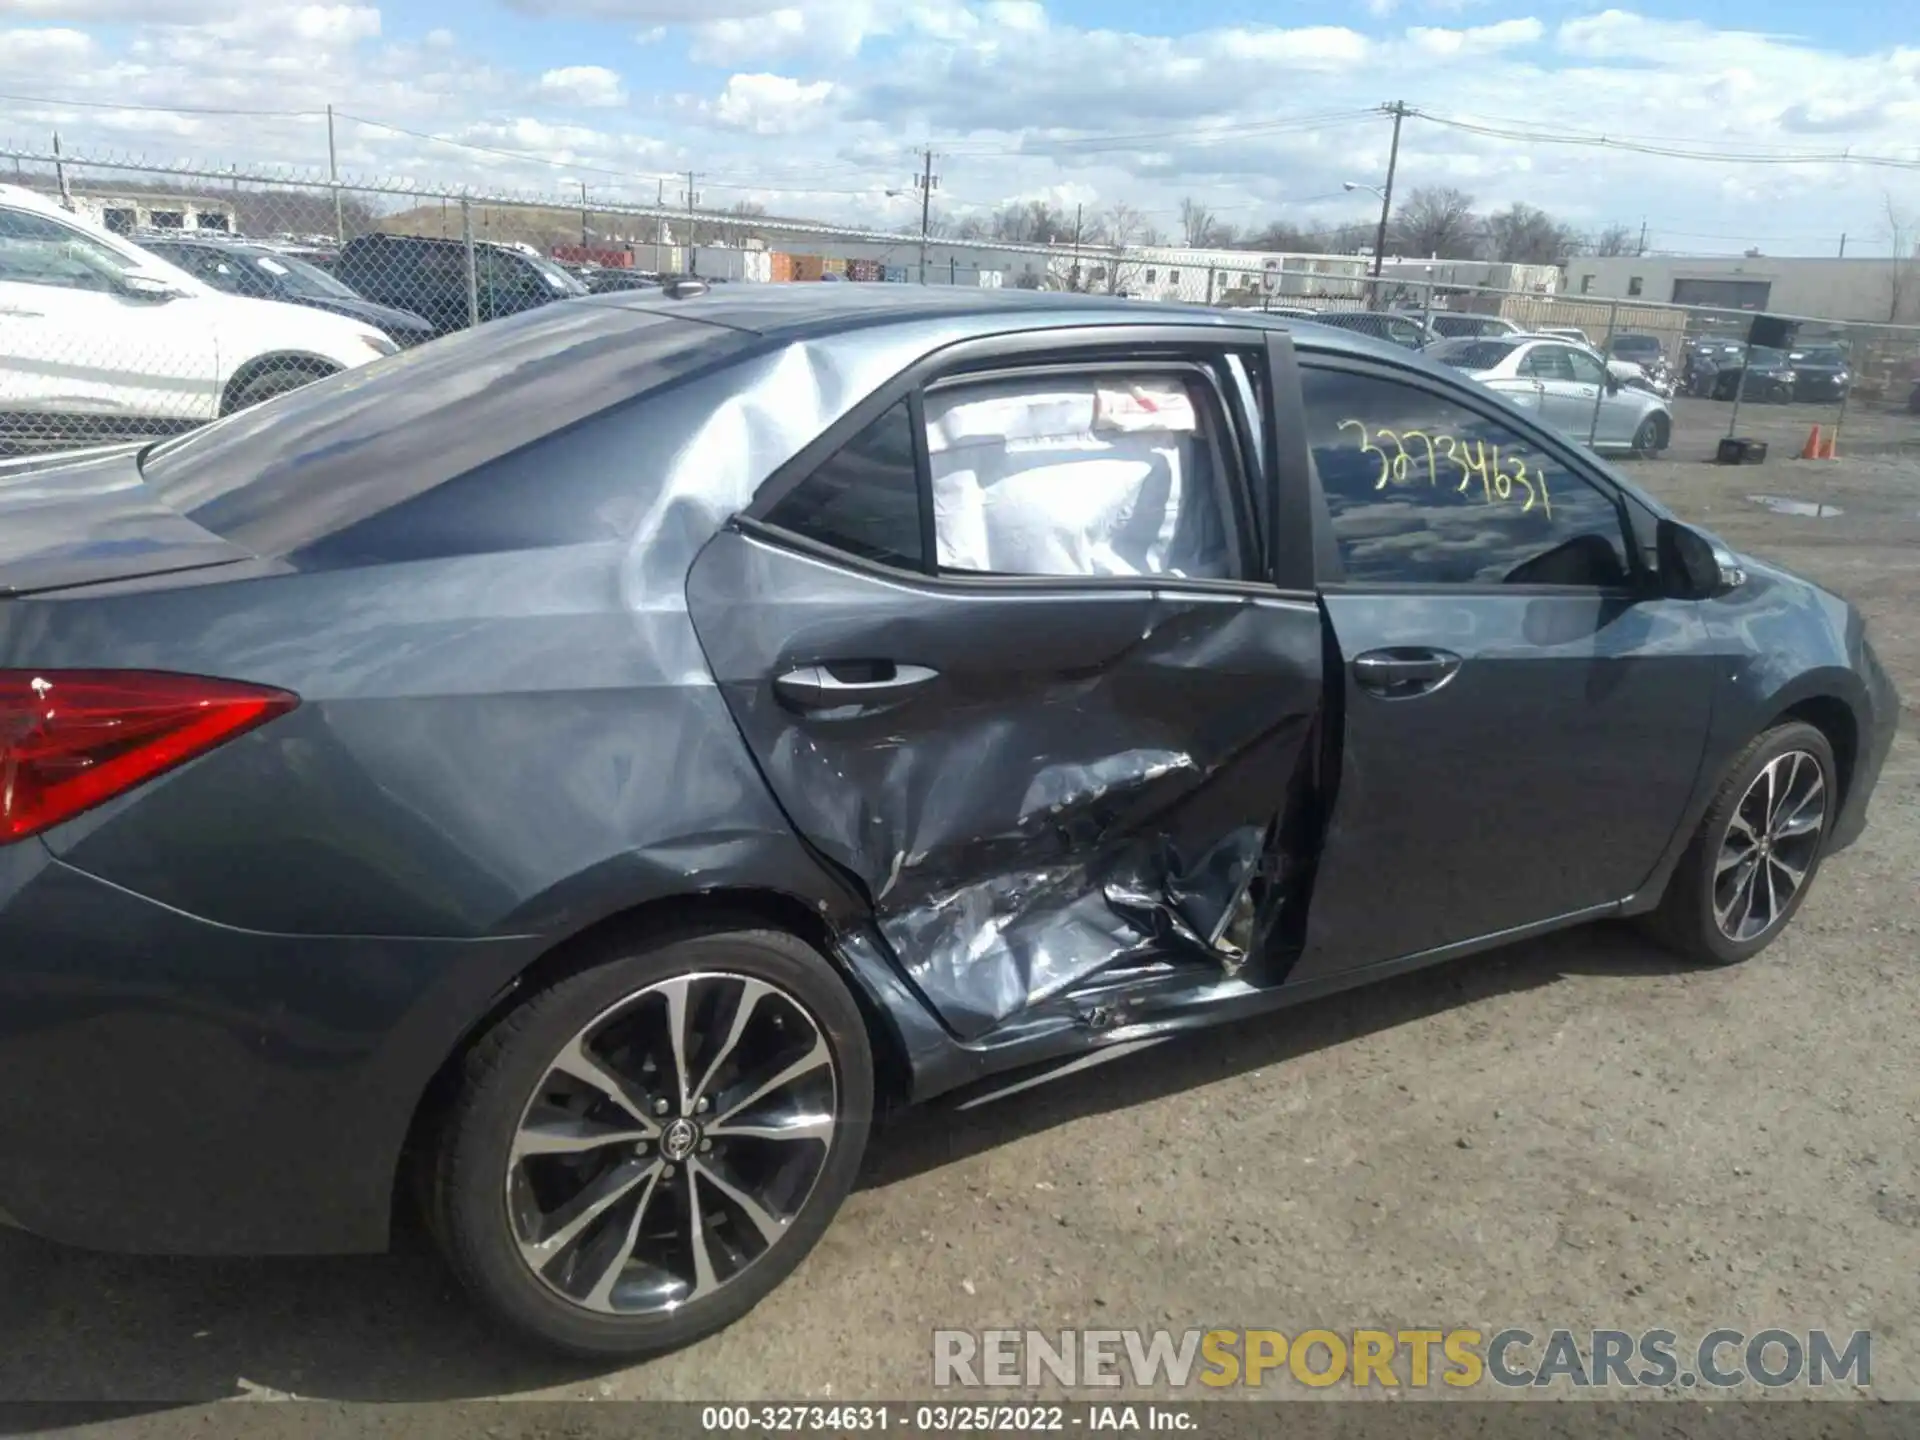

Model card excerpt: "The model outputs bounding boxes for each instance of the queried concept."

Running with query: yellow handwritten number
[1400,430,1439,487]
[1334,420,1551,516]
[1338,419,1391,491]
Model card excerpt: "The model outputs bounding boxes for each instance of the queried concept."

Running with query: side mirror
[1657,518,1744,600]
[1604,373,1621,394]
[115,273,185,303]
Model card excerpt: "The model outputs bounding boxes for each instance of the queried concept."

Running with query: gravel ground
[3,396,1918,1417]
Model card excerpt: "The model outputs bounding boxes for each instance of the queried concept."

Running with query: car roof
[584,284,1420,359]
[139,234,260,250]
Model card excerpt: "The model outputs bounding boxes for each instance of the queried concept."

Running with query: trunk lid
[0,444,253,598]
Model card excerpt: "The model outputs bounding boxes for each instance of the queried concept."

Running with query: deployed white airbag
[923,376,1229,579]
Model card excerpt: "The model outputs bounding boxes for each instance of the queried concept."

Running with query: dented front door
[688,337,1325,1040]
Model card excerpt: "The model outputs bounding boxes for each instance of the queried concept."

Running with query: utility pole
[50,130,70,211]
[1072,202,1084,292]
[683,171,699,275]
[915,147,938,285]
[1637,217,1648,256]
[1838,233,1847,258]
[1369,101,1406,304]
[326,105,344,242]
[579,181,589,250]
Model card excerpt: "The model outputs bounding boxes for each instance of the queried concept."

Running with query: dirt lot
[3,396,1917,1413]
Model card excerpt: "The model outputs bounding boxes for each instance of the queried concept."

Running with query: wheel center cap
[662,1117,700,1162]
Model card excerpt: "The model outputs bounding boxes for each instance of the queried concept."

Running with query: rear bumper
[0,846,540,1255]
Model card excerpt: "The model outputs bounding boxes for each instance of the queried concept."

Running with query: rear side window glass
[763,401,925,569]
[924,373,1234,580]
[141,305,750,556]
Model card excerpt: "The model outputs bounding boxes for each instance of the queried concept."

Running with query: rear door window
[755,361,1256,584]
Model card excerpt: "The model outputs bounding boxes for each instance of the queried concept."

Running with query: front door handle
[774,661,940,712]
[1352,648,1462,699]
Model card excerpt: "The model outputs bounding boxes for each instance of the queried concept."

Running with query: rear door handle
[774,661,940,712]
[1352,648,1462,699]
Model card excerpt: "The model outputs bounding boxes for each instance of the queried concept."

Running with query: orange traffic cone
[1799,424,1823,460]
[1820,429,1838,459]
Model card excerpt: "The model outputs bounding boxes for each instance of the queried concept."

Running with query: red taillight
[0,670,298,844]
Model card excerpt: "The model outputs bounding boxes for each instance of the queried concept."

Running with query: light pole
[1344,178,1390,304]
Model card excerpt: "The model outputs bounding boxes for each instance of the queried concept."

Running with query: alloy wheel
[505,972,838,1315]
[1713,750,1827,942]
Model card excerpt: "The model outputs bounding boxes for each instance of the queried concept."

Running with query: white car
[0,185,396,450]
[1427,334,1672,454]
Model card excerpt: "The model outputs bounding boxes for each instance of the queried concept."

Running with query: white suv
[0,185,396,450]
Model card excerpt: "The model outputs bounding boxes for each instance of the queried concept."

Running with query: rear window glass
[1430,339,1519,370]
[140,303,750,557]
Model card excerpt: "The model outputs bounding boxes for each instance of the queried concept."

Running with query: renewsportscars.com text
[933,1327,1871,1390]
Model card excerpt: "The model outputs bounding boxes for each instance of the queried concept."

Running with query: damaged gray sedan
[0,286,1898,1357]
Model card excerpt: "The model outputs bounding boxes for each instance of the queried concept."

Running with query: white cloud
[538,64,628,107]
[983,0,1044,31]
[712,71,837,133]
[690,0,880,63]
[1215,25,1371,66]
[0,25,91,65]
[1408,17,1543,56]
[0,0,223,16]
[1,0,1915,265]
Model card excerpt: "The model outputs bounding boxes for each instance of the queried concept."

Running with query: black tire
[1642,721,1837,966]
[430,924,874,1358]
[225,362,335,414]
[1633,414,1669,455]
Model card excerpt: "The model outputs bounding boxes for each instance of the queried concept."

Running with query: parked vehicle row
[0,189,619,450]
[135,234,436,346]
[1426,334,1671,454]
[0,185,399,451]
[0,286,1895,1358]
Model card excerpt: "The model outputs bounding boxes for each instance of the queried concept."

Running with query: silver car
[1428,335,1672,454]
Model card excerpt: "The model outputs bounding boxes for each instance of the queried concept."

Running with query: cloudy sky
[0,0,1914,254]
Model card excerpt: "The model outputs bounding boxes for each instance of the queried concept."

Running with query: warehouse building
[1564,253,1920,324]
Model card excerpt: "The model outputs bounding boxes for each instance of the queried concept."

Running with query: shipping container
[690,246,773,283]
[883,266,909,284]
[792,253,826,282]
[550,245,632,268]
[769,251,796,283]
[822,256,848,277]
[847,258,884,283]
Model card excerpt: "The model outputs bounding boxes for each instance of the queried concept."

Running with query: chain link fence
[1,144,1917,471]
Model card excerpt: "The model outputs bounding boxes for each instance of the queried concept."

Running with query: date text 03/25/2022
[699,1405,1192,1432]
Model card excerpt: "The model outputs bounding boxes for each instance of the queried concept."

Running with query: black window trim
[739,322,1314,598]
[1293,350,1655,596]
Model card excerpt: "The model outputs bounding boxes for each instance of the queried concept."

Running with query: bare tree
[952,215,990,241]
[1885,194,1917,323]
[1591,223,1636,257]
[1179,196,1221,248]
[1391,186,1479,259]
[708,200,767,248]
[1095,200,1154,293]
[991,200,1071,244]
[1481,203,1581,265]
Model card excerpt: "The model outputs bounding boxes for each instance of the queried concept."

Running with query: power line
[937,108,1382,156]
[0,89,326,118]
[1408,108,1920,170]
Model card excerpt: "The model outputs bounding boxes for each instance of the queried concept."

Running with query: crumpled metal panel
[688,531,1324,1039]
